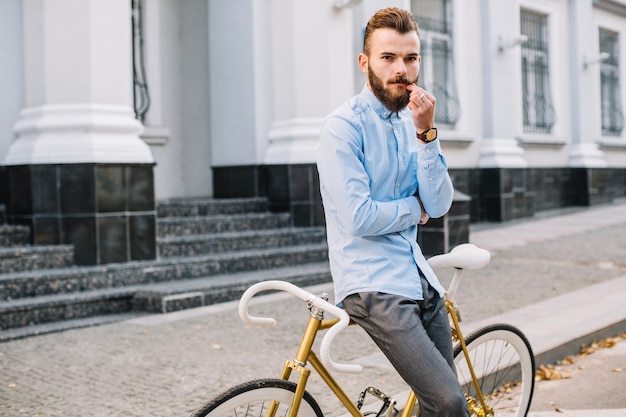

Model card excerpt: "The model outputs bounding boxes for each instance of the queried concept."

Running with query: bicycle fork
[267,295,363,417]
[446,300,493,417]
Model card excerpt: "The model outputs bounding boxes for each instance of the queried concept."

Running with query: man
[316,7,467,417]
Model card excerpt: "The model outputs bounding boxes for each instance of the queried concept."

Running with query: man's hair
[363,7,420,56]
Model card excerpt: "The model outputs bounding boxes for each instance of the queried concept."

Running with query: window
[599,29,624,136]
[520,9,555,133]
[412,0,460,126]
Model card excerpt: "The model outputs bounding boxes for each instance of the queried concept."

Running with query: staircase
[0,198,331,342]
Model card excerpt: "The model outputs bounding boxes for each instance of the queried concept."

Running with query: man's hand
[406,84,436,137]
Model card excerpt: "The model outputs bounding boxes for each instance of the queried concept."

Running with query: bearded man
[317,7,467,417]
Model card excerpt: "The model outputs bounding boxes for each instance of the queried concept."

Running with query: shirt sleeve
[415,140,454,218]
[317,116,423,237]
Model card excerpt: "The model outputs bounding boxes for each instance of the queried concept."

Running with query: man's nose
[394,59,407,75]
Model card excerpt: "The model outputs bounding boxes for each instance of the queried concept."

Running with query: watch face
[426,130,437,140]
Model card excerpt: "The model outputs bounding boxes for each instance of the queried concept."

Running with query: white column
[477,0,527,168]
[264,0,355,164]
[567,0,607,168]
[4,0,153,165]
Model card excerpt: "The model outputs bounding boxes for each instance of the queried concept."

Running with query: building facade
[1,0,625,264]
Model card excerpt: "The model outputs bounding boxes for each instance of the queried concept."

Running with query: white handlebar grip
[238,281,279,326]
[238,280,362,373]
[315,298,363,374]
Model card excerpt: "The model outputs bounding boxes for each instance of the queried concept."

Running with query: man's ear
[358,53,368,74]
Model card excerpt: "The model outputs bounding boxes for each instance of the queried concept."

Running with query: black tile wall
[266,165,290,204]
[419,191,471,256]
[63,216,97,265]
[97,165,125,213]
[32,217,60,245]
[32,165,58,214]
[8,165,33,215]
[129,214,156,261]
[0,166,6,207]
[3,163,155,265]
[98,216,128,264]
[213,165,266,198]
[128,165,155,211]
[60,165,96,214]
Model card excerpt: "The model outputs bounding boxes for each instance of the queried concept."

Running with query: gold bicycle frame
[266,299,492,417]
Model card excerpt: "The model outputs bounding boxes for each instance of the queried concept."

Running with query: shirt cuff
[404,195,423,225]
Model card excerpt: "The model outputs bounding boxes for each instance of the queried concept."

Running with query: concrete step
[0,243,329,302]
[156,197,268,218]
[132,262,332,313]
[0,245,74,272]
[0,197,330,339]
[0,224,30,248]
[157,212,291,238]
[0,262,332,341]
[0,286,136,332]
[158,227,326,258]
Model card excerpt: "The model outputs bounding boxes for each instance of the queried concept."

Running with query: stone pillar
[265,0,355,165]
[3,0,156,265]
[478,0,527,169]
[566,0,607,168]
[476,0,531,222]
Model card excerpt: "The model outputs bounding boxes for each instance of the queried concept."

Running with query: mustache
[389,76,416,85]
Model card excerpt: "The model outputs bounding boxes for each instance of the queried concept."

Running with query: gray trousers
[342,277,468,417]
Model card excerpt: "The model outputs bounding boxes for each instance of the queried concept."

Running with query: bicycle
[191,243,535,417]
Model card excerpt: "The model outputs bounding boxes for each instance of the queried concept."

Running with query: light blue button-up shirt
[317,86,454,304]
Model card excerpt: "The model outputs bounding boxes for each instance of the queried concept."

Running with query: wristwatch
[417,128,438,143]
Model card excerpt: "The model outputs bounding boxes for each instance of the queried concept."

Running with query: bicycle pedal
[356,387,398,417]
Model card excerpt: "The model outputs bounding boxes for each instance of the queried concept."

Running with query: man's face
[359,28,421,113]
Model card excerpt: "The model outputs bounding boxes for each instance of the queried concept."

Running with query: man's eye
[407,57,417,62]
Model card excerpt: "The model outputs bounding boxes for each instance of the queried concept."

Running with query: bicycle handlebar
[238,280,363,374]
[238,244,490,375]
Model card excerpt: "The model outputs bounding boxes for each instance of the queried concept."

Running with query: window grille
[520,9,555,133]
[131,0,150,123]
[599,29,624,136]
[412,0,460,126]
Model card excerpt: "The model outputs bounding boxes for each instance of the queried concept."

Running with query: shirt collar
[360,85,395,120]
[361,84,406,120]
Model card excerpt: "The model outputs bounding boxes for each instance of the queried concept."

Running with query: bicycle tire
[453,324,535,417]
[191,378,324,417]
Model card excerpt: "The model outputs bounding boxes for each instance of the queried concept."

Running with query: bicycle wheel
[191,378,324,417]
[453,324,535,417]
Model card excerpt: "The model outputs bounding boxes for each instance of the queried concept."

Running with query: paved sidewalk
[1,201,626,417]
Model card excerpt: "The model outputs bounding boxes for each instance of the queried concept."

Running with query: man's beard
[368,66,417,113]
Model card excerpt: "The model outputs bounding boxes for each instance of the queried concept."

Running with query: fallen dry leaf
[537,333,624,383]
[535,364,571,381]
[579,334,624,357]
[559,355,576,366]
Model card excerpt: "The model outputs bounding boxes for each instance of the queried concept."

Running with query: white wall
[208,0,259,167]
[146,0,212,199]
[0,0,24,162]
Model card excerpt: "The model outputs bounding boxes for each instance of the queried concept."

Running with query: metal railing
[600,29,624,136]
[521,9,555,133]
[131,0,150,123]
